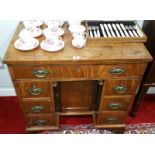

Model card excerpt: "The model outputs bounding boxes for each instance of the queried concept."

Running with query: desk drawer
[22,101,53,114]
[16,81,51,98]
[26,115,57,127]
[103,79,139,95]
[97,111,127,124]
[11,64,146,79]
[100,96,131,111]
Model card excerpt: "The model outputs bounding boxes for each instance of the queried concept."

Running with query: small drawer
[103,79,139,95]
[22,101,54,114]
[11,64,146,79]
[25,115,57,127]
[16,81,51,98]
[97,111,127,125]
[100,96,131,111]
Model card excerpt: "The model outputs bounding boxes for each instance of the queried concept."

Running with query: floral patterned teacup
[72,32,88,48]
[44,31,62,47]
[19,30,34,46]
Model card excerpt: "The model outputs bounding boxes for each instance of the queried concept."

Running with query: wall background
[0,20,154,96]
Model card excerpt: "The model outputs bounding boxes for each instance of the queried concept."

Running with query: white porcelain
[72,32,88,48]
[45,20,64,26]
[21,27,42,38]
[68,20,82,26]
[69,25,85,34]
[14,38,39,51]
[40,38,64,52]
[19,30,35,46]
[44,20,64,30]
[43,27,64,37]
[23,20,43,27]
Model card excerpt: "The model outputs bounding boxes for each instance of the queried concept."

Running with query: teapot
[72,32,88,48]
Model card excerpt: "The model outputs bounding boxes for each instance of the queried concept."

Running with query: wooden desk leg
[130,85,149,116]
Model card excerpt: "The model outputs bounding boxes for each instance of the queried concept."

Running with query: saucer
[14,38,39,51]
[21,28,42,37]
[23,20,43,27]
[40,39,64,52]
[43,28,64,36]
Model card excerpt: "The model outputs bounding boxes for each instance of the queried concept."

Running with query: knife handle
[100,24,107,37]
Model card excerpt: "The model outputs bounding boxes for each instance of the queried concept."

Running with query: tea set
[14,20,88,52]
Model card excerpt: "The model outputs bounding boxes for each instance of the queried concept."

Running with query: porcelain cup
[69,25,86,34]
[72,32,88,48]
[68,20,82,26]
[19,30,34,46]
[45,20,61,32]
[44,32,62,47]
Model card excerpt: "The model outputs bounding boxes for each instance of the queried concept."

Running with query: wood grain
[3,21,153,133]
[3,22,152,65]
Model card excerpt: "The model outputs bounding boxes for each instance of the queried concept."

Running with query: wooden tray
[84,20,147,43]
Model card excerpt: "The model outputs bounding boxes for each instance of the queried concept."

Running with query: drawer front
[16,81,51,98]
[26,115,57,127]
[97,111,127,125]
[103,79,139,95]
[100,96,131,111]
[11,64,146,79]
[22,101,53,114]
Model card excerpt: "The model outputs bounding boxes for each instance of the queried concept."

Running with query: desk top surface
[3,22,152,65]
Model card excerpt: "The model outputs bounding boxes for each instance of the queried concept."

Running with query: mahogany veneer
[3,22,152,133]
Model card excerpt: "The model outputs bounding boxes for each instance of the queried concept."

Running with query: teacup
[68,20,82,26]
[23,20,43,28]
[69,25,86,34]
[72,32,88,48]
[44,32,62,47]
[25,25,40,33]
[45,20,61,32]
[19,30,34,46]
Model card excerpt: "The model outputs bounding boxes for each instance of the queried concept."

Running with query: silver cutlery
[100,24,107,37]
[88,26,93,38]
[133,25,143,37]
[125,25,134,37]
[120,24,130,37]
[92,26,98,37]
[129,25,139,37]
[116,24,125,37]
[107,24,116,37]
[104,24,112,37]
[112,24,120,37]
[96,26,100,37]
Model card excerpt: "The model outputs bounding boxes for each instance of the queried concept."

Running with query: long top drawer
[11,64,146,79]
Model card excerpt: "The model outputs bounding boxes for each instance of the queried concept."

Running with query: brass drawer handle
[109,68,126,75]
[109,103,122,110]
[107,117,117,123]
[32,69,48,78]
[33,119,47,126]
[31,105,44,113]
[27,85,43,96]
[113,85,127,93]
